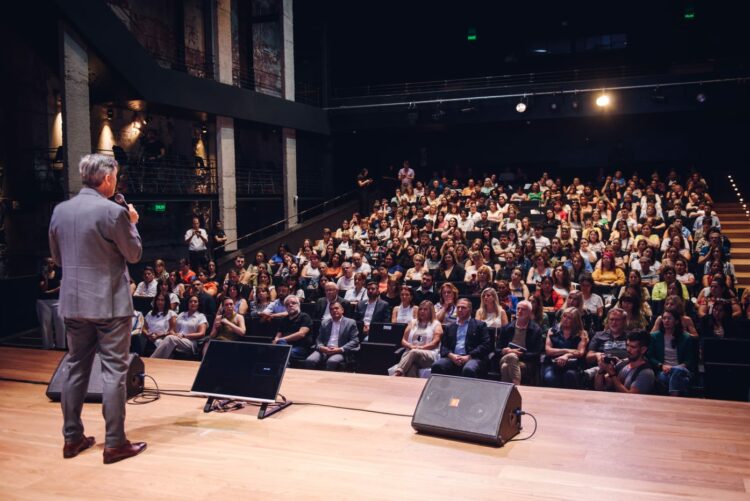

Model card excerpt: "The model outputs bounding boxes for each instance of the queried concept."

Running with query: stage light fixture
[515,96,528,113]
[696,92,707,103]
[201,123,208,135]
[106,107,114,120]
[595,93,611,107]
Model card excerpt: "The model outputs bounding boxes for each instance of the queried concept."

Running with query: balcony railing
[111,153,217,196]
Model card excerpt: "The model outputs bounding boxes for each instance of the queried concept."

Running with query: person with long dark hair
[648,307,697,396]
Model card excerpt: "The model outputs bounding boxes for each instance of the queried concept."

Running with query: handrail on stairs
[215,189,359,252]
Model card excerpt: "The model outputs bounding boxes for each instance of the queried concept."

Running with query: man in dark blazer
[48,154,146,464]
[303,302,360,370]
[356,281,391,337]
[495,300,544,384]
[432,298,491,377]
[313,282,346,322]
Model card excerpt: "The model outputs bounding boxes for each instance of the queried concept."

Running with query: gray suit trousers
[62,316,130,448]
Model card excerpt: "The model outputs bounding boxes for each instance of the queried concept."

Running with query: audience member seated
[133,266,158,297]
[138,293,177,355]
[392,285,417,323]
[380,278,402,308]
[273,295,314,362]
[203,296,246,355]
[435,282,459,324]
[356,281,391,338]
[344,272,368,305]
[648,307,698,396]
[592,252,625,288]
[475,287,509,328]
[392,300,443,377]
[584,307,629,385]
[651,294,698,337]
[303,302,359,371]
[696,275,741,319]
[314,282,346,322]
[542,307,589,389]
[151,295,207,359]
[697,299,738,339]
[414,271,440,304]
[594,330,655,394]
[248,286,271,318]
[431,298,491,378]
[260,282,291,322]
[495,300,543,385]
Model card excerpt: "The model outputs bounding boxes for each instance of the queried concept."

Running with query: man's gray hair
[79,154,118,188]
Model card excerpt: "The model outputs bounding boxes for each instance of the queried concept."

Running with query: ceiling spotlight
[549,101,559,111]
[516,100,527,113]
[571,93,580,111]
[106,107,114,120]
[696,92,707,103]
[201,123,208,135]
[595,93,611,107]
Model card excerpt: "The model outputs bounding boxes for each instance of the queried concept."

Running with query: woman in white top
[405,253,428,281]
[157,279,180,311]
[392,300,443,377]
[344,272,368,305]
[486,200,503,224]
[143,293,177,347]
[475,287,509,328]
[150,295,207,359]
[392,286,418,324]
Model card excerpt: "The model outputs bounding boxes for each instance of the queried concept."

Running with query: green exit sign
[152,202,166,212]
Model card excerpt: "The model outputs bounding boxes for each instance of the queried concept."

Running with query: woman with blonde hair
[435,282,459,324]
[392,300,443,377]
[542,307,588,389]
[475,287,509,328]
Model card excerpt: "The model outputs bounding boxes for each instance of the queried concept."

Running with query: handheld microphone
[113,192,128,209]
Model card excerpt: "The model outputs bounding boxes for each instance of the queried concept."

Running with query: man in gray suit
[48,154,147,464]
[303,302,360,370]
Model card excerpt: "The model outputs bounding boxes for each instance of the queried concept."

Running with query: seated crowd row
[36,168,744,396]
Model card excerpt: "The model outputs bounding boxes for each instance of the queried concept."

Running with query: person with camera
[594,330,655,394]
[583,307,629,385]
[184,216,208,271]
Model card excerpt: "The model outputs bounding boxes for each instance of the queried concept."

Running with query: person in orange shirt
[178,258,196,285]
[197,269,218,297]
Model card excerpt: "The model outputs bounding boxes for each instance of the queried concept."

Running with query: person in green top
[204,297,246,356]
[648,307,697,396]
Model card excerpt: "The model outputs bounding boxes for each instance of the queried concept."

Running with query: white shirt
[145,309,177,335]
[363,300,378,325]
[327,318,341,347]
[337,275,355,291]
[458,218,475,232]
[534,235,551,251]
[175,311,207,336]
[185,228,208,251]
[345,287,367,302]
[134,280,158,297]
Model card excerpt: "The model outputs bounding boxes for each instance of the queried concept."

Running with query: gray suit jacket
[49,188,142,319]
[315,316,360,354]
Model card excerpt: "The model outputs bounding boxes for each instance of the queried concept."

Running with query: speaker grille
[412,375,521,446]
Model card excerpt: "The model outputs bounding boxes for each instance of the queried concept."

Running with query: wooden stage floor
[0,347,749,500]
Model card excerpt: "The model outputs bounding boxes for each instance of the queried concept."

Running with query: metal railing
[331,63,670,100]
[119,155,217,195]
[216,189,359,252]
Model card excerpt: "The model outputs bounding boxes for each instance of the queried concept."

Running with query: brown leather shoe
[103,441,147,464]
[63,436,96,459]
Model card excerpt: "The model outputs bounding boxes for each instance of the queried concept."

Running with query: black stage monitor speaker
[46,353,145,402]
[411,374,522,446]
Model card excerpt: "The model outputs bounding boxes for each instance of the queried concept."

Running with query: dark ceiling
[296,1,750,90]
